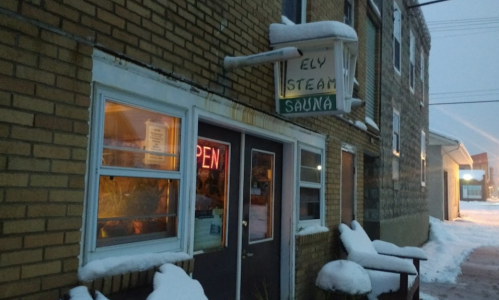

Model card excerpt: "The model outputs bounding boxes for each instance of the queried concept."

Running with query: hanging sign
[279,49,337,115]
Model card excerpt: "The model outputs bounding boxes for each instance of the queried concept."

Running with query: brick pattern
[373,0,430,245]
[0,0,387,299]
[0,3,91,298]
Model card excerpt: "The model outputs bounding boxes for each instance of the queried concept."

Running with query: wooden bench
[339,221,427,300]
[63,258,195,300]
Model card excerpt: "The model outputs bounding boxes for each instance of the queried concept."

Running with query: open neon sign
[197,145,220,169]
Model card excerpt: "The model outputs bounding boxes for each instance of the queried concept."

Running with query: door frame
[191,107,323,300]
[340,144,357,223]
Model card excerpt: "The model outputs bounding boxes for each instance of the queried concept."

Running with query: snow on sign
[270,20,359,117]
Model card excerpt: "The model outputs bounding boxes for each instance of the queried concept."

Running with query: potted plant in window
[128,178,168,234]
[98,176,132,238]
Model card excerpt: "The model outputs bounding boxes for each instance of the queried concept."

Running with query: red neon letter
[211,148,220,169]
[196,145,202,157]
[202,146,211,168]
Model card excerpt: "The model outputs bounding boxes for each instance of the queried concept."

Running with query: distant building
[460,170,487,201]
[461,152,491,198]
[428,130,473,220]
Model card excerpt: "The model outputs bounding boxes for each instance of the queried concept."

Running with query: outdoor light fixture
[463,174,473,181]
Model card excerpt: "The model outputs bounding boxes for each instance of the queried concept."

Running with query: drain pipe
[224,47,303,71]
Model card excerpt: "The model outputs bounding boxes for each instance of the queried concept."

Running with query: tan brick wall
[0,3,91,298]
[0,0,381,299]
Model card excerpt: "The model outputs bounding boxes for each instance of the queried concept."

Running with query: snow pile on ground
[316,260,371,295]
[147,264,207,300]
[421,199,499,283]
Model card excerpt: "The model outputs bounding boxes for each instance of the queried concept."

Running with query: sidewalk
[421,246,499,300]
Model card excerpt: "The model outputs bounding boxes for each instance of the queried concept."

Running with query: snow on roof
[429,128,461,145]
[459,169,485,181]
[316,260,371,295]
[78,252,191,282]
[269,21,358,46]
[429,129,473,166]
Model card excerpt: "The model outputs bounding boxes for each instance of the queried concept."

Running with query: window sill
[296,230,329,245]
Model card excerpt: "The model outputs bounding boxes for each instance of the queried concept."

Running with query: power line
[430,88,499,95]
[431,28,499,39]
[429,100,499,105]
[407,0,453,9]
[427,17,499,25]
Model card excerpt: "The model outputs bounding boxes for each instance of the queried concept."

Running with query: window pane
[394,40,400,70]
[194,138,229,252]
[299,187,320,220]
[282,0,302,24]
[97,176,178,247]
[301,150,322,183]
[249,150,274,242]
[102,101,181,171]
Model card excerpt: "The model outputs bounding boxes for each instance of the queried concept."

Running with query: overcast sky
[421,0,499,174]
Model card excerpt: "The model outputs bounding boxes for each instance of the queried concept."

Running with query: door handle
[242,249,254,259]
[242,220,248,227]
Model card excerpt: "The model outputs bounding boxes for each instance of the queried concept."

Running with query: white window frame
[83,84,188,263]
[392,109,400,180]
[409,30,415,92]
[297,143,325,230]
[392,109,401,156]
[344,0,354,27]
[393,1,402,74]
[421,130,426,186]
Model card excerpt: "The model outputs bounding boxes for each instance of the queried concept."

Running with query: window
[392,109,400,180]
[392,109,400,156]
[421,130,426,186]
[409,31,415,92]
[298,146,324,227]
[282,0,307,24]
[393,1,401,73]
[85,86,185,262]
[344,0,354,27]
[463,185,482,199]
[366,16,378,120]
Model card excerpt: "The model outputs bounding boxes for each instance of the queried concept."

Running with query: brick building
[363,0,431,247]
[0,0,427,299]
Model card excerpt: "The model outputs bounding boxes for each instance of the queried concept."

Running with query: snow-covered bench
[62,258,196,300]
[339,220,428,300]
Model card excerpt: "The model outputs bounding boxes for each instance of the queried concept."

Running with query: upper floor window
[409,31,415,92]
[283,0,307,24]
[421,130,426,186]
[392,109,400,156]
[84,86,185,262]
[298,145,324,228]
[393,2,402,73]
[366,16,379,121]
[344,0,354,27]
